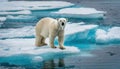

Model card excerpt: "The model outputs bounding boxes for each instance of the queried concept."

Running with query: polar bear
[35,17,67,49]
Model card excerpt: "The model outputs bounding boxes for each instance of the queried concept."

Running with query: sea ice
[65,23,98,35]
[0,23,98,39]
[53,8,106,18]
[0,1,74,11]
[96,27,120,43]
[0,38,80,65]
[0,26,35,39]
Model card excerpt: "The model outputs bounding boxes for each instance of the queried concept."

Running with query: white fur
[35,17,67,49]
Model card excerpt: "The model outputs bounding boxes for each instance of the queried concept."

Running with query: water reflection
[42,58,65,69]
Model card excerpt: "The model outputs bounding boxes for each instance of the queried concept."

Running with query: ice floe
[53,8,106,18]
[0,38,80,57]
[0,1,74,11]
[96,27,120,43]
[64,23,98,42]
[65,23,98,35]
[0,38,80,65]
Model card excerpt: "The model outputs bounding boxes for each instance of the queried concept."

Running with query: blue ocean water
[0,1,120,69]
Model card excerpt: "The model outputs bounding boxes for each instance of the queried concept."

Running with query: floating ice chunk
[53,8,106,18]
[64,23,98,42]
[0,38,80,56]
[96,27,120,43]
[0,17,6,21]
[0,10,31,15]
[0,1,74,11]
[96,29,108,42]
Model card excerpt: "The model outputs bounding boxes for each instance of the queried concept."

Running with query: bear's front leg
[49,34,57,48]
[58,31,65,50]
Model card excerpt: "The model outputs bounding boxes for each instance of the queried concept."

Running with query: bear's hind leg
[35,35,43,46]
[41,37,47,46]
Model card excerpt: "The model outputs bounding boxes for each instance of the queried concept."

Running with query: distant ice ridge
[0,1,74,11]
[0,38,80,65]
[96,27,120,43]
[53,8,106,18]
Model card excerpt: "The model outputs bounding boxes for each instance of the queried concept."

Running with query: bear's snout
[62,22,64,26]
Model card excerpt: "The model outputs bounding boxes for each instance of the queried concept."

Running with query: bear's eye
[59,20,62,22]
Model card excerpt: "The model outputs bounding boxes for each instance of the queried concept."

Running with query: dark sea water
[57,0,120,26]
[63,0,120,69]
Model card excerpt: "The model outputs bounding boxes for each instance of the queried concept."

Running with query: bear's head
[57,18,67,30]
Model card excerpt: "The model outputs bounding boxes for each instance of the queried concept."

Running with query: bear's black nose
[62,22,64,26]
